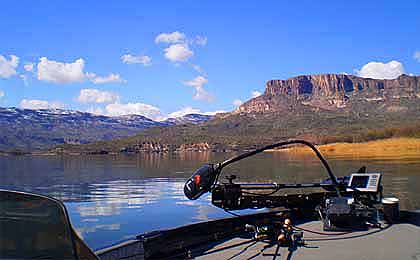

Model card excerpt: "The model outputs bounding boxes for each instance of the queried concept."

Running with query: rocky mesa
[237,74,420,113]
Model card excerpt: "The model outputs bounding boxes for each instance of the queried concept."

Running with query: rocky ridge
[237,74,420,113]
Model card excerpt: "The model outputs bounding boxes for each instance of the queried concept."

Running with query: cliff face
[238,74,420,113]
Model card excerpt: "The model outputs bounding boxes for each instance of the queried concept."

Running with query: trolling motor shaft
[184,140,342,201]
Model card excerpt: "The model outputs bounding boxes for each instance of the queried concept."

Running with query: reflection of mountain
[0,152,216,188]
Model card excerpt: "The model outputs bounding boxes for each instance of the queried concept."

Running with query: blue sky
[0,0,419,120]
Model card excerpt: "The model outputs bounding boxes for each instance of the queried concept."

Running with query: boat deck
[96,211,420,260]
[195,221,420,260]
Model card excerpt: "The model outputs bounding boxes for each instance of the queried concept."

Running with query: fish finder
[347,173,382,192]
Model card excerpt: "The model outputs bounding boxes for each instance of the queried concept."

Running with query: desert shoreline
[266,137,420,159]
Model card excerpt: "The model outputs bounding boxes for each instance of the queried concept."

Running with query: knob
[225,175,237,184]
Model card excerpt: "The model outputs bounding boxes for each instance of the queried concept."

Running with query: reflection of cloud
[173,194,216,222]
[193,204,219,222]
[75,180,186,217]
[77,202,121,217]
[81,218,99,223]
[175,201,196,206]
[76,223,121,237]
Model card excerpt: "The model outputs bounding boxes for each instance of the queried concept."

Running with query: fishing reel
[245,218,305,248]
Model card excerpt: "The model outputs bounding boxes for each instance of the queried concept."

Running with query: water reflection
[0,152,419,249]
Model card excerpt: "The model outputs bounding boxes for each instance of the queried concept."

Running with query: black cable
[291,225,351,236]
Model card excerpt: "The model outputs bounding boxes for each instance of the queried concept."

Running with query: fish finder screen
[350,175,370,189]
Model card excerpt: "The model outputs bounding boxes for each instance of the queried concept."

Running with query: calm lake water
[1,152,419,250]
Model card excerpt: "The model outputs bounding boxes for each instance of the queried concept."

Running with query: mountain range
[0,107,212,151]
[58,73,420,154]
[2,73,420,153]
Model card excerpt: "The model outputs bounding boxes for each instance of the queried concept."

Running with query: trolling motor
[184,140,384,231]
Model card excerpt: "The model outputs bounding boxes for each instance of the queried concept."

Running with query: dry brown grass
[270,138,420,159]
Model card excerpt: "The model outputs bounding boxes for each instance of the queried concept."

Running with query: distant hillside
[59,74,420,154]
[0,108,213,151]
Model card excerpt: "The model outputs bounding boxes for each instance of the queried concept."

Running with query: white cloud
[37,57,125,84]
[166,107,224,119]
[233,99,243,107]
[77,88,120,104]
[20,74,29,86]
[37,57,86,84]
[202,110,225,115]
[167,107,201,118]
[164,44,194,62]
[195,36,208,46]
[192,64,206,75]
[88,103,224,120]
[86,73,126,84]
[251,90,262,98]
[121,54,151,66]
[355,60,405,80]
[20,99,65,110]
[0,90,4,98]
[86,107,104,115]
[105,102,164,120]
[155,31,186,44]
[24,63,34,72]
[414,51,420,62]
[0,55,19,78]
[183,76,213,102]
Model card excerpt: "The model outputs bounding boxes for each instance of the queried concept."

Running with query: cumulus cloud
[0,55,19,78]
[183,76,213,102]
[195,36,208,46]
[77,88,120,104]
[355,60,405,80]
[164,44,194,62]
[86,73,126,84]
[155,31,186,44]
[105,102,164,120]
[37,57,86,84]
[233,99,243,107]
[24,63,34,72]
[251,90,262,98]
[37,57,125,84]
[414,51,420,62]
[166,107,224,119]
[20,99,65,110]
[121,54,151,66]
